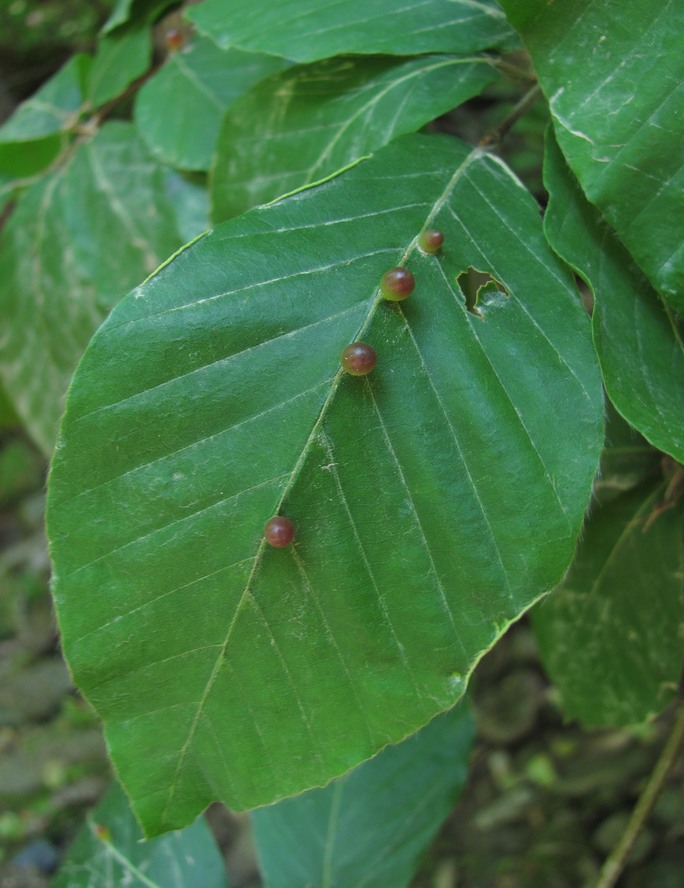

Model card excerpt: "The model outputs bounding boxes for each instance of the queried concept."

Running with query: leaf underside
[47,134,603,836]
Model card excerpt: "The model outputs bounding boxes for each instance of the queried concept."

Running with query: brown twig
[479,83,542,148]
[594,701,684,888]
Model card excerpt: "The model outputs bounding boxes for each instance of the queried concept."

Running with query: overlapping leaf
[135,37,288,171]
[87,26,151,108]
[0,122,187,455]
[533,476,684,727]
[52,781,229,888]
[212,54,499,220]
[543,132,684,464]
[47,134,603,836]
[252,701,474,888]
[500,0,684,309]
[187,0,515,62]
[0,54,90,181]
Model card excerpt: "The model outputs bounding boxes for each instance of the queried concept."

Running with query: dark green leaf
[500,0,684,310]
[212,54,499,220]
[533,478,684,726]
[88,27,152,108]
[0,122,185,455]
[135,38,288,171]
[187,0,515,62]
[543,131,684,464]
[102,0,175,34]
[51,781,229,888]
[593,402,661,508]
[252,701,474,888]
[47,134,603,835]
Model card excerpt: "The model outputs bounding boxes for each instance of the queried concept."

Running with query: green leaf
[187,0,515,62]
[102,0,174,34]
[163,170,210,243]
[0,54,91,179]
[543,130,684,464]
[47,134,603,836]
[252,701,474,888]
[212,54,499,220]
[0,54,90,144]
[51,781,229,888]
[499,0,684,310]
[533,478,684,726]
[88,26,152,108]
[0,122,185,456]
[135,38,288,171]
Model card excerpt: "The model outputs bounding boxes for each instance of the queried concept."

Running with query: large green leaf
[252,701,474,888]
[0,122,185,455]
[212,54,499,220]
[135,38,288,171]
[52,781,229,887]
[543,131,684,464]
[533,477,684,727]
[187,0,514,62]
[47,134,603,836]
[499,0,684,310]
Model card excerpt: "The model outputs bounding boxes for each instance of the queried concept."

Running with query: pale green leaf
[47,134,603,836]
[499,0,684,309]
[533,479,684,726]
[88,27,152,108]
[0,54,90,144]
[543,130,684,464]
[0,122,185,456]
[52,781,229,888]
[135,38,288,171]
[212,54,499,220]
[252,701,474,888]
[187,0,515,62]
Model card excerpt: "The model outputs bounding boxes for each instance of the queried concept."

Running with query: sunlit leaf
[212,54,499,220]
[47,134,603,836]
[0,122,186,455]
[187,0,515,62]
[500,0,684,309]
[543,131,684,464]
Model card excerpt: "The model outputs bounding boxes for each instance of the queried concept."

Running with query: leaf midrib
[161,146,482,822]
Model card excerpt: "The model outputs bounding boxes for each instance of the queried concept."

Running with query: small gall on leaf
[340,342,377,376]
[380,267,415,301]
[165,28,184,51]
[264,516,295,547]
[418,229,444,254]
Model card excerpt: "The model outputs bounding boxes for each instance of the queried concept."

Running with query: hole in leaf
[456,268,509,316]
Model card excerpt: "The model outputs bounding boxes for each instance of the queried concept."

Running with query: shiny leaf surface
[0,122,186,455]
[48,134,603,835]
[187,0,514,62]
[500,0,684,309]
[543,131,684,464]
[212,54,499,220]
